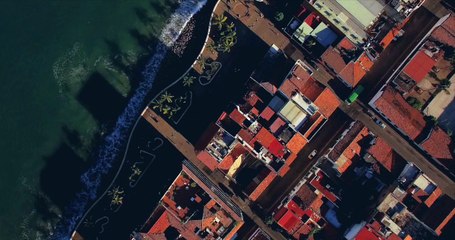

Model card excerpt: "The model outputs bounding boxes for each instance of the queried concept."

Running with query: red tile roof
[249,171,277,201]
[313,88,340,117]
[310,171,338,203]
[260,107,275,121]
[238,128,254,143]
[403,50,436,83]
[369,138,395,173]
[421,128,454,168]
[287,199,307,218]
[338,37,356,51]
[431,14,455,47]
[355,226,383,240]
[197,150,218,171]
[254,127,286,158]
[374,86,426,140]
[321,47,348,73]
[279,78,300,99]
[229,108,246,126]
[304,12,321,28]
[277,209,302,233]
[270,117,286,133]
[287,133,308,154]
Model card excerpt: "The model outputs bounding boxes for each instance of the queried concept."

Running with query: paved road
[256,110,351,212]
[340,102,455,199]
[141,107,286,240]
[360,7,439,101]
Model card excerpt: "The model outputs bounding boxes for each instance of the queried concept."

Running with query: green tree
[160,91,174,103]
[274,11,284,22]
[212,14,227,30]
[183,75,195,87]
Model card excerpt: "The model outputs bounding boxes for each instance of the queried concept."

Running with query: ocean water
[0,0,179,238]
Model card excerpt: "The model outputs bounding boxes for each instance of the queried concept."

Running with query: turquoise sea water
[0,0,177,238]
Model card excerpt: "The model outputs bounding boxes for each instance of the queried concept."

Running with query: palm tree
[130,165,142,178]
[162,105,172,116]
[152,98,164,111]
[183,75,195,87]
[108,186,124,197]
[213,14,227,30]
[305,39,316,47]
[160,91,174,103]
[111,195,123,207]
[226,22,235,32]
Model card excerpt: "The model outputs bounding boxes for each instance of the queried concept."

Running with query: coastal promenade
[141,107,286,240]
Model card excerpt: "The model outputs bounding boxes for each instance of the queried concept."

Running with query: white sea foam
[50,1,207,239]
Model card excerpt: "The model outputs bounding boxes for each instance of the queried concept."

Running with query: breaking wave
[50,0,207,239]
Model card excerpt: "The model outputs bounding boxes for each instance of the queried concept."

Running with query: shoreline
[70,0,219,238]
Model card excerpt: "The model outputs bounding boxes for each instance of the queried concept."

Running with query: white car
[309,150,317,159]
[374,118,386,129]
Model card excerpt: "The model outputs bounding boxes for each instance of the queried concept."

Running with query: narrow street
[141,107,286,240]
[256,109,351,212]
[340,102,455,199]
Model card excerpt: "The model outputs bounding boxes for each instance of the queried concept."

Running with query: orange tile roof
[421,128,454,168]
[337,37,356,51]
[303,114,326,139]
[286,152,298,166]
[218,144,248,172]
[197,150,218,171]
[338,53,373,87]
[148,211,170,234]
[278,164,290,177]
[287,134,307,154]
[368,138,395,172]
[313,88,340,117]
[238,128,254,143]
[337,127,369,174]
[374,86,426,140]
[249,171,277,201]
[424,187,442,207]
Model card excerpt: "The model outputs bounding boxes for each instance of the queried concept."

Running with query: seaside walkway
[141,107,286,240]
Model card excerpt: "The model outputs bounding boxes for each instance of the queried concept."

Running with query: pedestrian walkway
[141,107,286,240]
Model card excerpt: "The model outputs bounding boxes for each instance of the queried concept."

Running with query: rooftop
[421,128,454,169]
[431,14,455,47]
[145,166,244,240]
[373,86,426,140]
[402,50,436,83]
[338,53,373,87]
[368,137,406,174]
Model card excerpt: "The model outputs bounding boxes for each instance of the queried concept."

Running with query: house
[402,50,437,84]
[370,165,455,238]
[430,14,455,47]
[196,59,340,201]
[371,86,454,169]
[310,0,386,44]
[141,161,243,240]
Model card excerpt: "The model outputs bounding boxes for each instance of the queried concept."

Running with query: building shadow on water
[39,143,88,210]
[77,72,127,126]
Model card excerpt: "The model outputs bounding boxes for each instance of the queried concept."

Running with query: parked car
[374,118,386,129]
[309,150,317,159]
